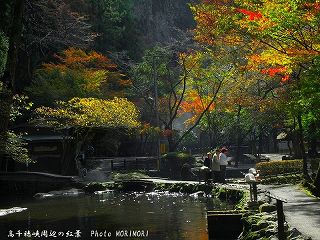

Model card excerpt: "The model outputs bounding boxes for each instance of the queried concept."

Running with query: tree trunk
[251,132,257,155]
[0,0,25,162]
[297,113,309,178]
[273,129,279,153]
[314,163,320,190]
[2,0,25,92]
[292,131,302,158]
[258,132,263,156]
[166,126,175,152]
[288,141,292,156]
[308,122,318,158]
[0,88,12,133]
[235,105,242,167]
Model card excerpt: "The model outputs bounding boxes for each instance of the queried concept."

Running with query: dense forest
[1,0,320,191]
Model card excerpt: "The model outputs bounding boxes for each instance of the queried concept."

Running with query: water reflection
[0,191,233,239]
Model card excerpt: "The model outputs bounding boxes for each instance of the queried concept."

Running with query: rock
[256,221,270,229]
[265,227,277,237]
[94,190,113,195]
[0,207,27,217]
[247,201,260,209]
[288,228,311,240]
[34,188,85,199]
[0,207,27,216]
[259,203,277,213]
[34,193,55,199]
[189,191,205,198]
[83,182,108,193]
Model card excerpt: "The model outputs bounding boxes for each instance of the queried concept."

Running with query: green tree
[0,0,26,165]
[71,0,141,58]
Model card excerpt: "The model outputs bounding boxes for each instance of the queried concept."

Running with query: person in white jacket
[219,147,228,183]
[211,148,221,182]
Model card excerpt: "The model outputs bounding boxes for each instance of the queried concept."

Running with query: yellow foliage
[35,97,140,129]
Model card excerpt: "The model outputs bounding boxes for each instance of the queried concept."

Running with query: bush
[162,152,195,162]
[160,152,195,179]
[256,160,303,176]
[0,131,33,164]
[260,174,303,185]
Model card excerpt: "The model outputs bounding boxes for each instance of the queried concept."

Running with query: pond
[0,191,233,239]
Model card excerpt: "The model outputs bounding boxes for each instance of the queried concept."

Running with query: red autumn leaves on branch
[237,8,263,21]
[261,67,290,82]
[237,8,290,83]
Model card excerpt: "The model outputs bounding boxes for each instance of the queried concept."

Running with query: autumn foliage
[28,48,130,105]
[237,9,262,21]
[191,0,320,85]
[35,97,140,129]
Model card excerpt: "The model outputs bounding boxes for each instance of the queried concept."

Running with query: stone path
[264,185,320,240]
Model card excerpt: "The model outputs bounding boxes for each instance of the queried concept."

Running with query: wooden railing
[86,157,158,171]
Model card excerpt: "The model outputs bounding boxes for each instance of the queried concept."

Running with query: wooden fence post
[277,199,286,240]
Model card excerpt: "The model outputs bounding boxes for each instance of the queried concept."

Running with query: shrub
[160,152,195,178]
[0,131,33,164]
[260,174,303,185]
[162,152,195,162]
[256,160,303,177]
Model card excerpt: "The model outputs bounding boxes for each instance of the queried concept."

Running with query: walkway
[264,185,320,240]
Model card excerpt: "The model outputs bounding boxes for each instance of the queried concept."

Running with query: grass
[112,171,150,181]
[299,180,320,199]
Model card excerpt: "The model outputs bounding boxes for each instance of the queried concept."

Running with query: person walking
[219,147,228,183]
[211,148,221,182]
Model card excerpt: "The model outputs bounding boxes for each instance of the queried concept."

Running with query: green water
[0,191,232,239]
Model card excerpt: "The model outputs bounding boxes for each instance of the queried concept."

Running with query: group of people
[203,147,228,183]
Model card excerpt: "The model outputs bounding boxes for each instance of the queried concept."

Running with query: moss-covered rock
[83,182,107,193]
[112,171,150,181]
[213,187,246,203]
[259,203,277,213]
[154,182,214,194]
[241,212,278,240]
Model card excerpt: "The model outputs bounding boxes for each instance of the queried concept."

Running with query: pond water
[0,191,233,239]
